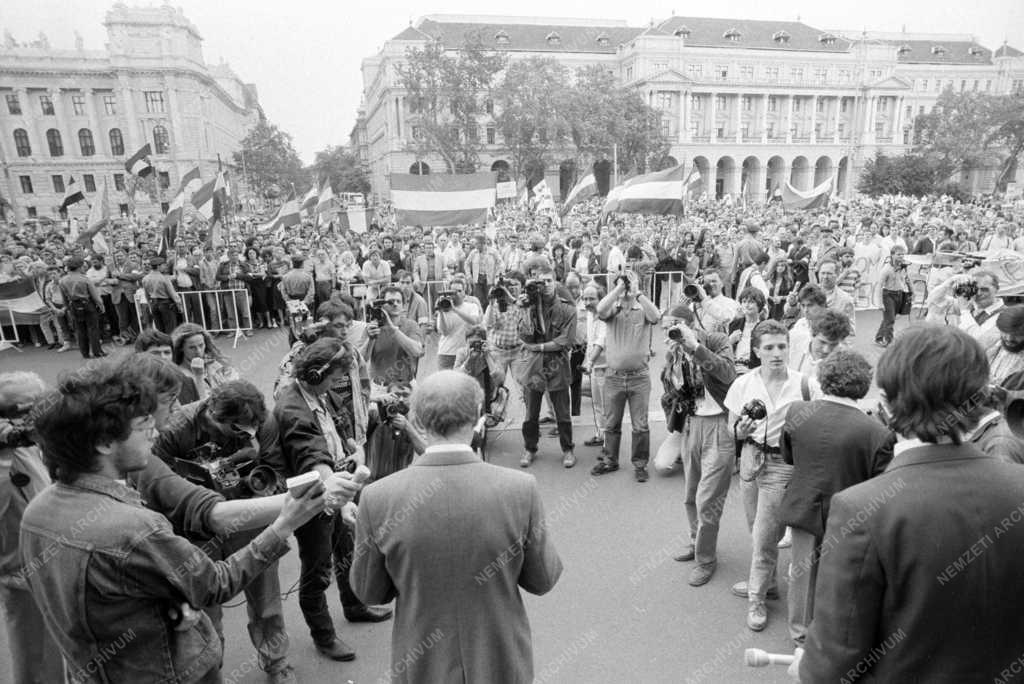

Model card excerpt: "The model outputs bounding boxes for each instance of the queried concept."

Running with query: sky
[3,1,1022,164]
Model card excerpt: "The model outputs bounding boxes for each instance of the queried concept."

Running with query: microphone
[744,648,795,667]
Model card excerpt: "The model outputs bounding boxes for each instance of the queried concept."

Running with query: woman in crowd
[766,259,795,320]
[245,247,272,329]
[551,243,570,282]
[727,287,768,375]
[268,246,290,328]
[171,322,239,404]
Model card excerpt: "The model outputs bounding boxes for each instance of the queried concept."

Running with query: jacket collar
[414,444,480,467]
[886,442,996,472]
[69,473,144,507]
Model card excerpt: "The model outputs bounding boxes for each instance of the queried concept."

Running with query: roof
[995,44,1023,58]
[656,16,850,52]
[392,18,642,53]
[880,39,992,65]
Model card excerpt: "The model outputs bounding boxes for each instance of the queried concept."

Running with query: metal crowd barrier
[134,288,253,347]
[0,309,19,350]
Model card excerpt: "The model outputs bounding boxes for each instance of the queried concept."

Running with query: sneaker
[590,460,619,476]
[688,564,716,587]
[520,451,535,468]
[562,451,577,468]
[731,580,780,600]
[747,601,768,631]
[583,435,604,447]
[634,467,649,483]
[778,527,793,549]
[539,416,555,424]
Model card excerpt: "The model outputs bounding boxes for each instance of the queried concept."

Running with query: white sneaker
[57,343,74,353]
[778,527,793,549]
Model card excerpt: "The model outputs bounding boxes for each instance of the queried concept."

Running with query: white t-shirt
[723,368,814,448]
[437,300,482,356]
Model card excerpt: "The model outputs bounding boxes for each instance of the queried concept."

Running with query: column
[865,95,877,143]
[708,92,717,141]
[833,96,841,144]
[49,89,74,158]
[893,96,904,142]
[761,94,769,143]
[164,77,183,168]
[785,95,794,143]
[679,90,690,143]
[810,94,818,144]
[735,94,742,143]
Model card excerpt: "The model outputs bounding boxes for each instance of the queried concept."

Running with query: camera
[174,443,282,500]
[376,396,410,422]
[489,280,512,312]
[435,291,456,312]
[668,327,683,342]
[953,280,979,299]
[0,402,35,448]
[365,299,388,326]
[741,399,768,421]
[524,279,545,299]
[469,338,486,353]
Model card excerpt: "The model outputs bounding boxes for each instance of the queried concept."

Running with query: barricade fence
[134,288,253,340]
[0,309,19,348]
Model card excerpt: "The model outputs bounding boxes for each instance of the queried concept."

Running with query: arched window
[46,129,63,157]
[78,128,95,156]
[409,161,430,175]
[152,125,169,154]
[109,128,124,156]
[13,129,31,157]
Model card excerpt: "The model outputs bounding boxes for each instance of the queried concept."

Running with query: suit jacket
[351,447,563,684]
[801,444,1024,683]
[779,400,894,536]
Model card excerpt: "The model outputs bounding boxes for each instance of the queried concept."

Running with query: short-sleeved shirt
[723,368,812,448]
[601,301,659,371]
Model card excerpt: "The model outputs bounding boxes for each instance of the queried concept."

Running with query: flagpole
[613,144,618,188]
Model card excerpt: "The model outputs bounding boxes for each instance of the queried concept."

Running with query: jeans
[151,299,179,334]
[590,367,606,436]
[203,528,289,673]
[293,513,364,646]
[569,346,586,416]
[220,290,251,330]
[602,369,651,469]
[0,584,66,684]
[522,387,573,453]
[875,289,903,343]
[683,414,734,567]
[739,444,792,601]
[787,527,821,645]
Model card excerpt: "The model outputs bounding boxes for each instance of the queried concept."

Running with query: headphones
[300,345,348,386]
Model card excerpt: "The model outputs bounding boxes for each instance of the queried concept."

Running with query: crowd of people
[2,188,1024,683]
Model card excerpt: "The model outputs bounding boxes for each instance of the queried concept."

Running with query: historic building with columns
[354,14,1024,203]
[0,4,261,224]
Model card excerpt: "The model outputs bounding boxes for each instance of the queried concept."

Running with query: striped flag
[278,190,301,228]
[560,173,597,216]
[0,278,48,325]
[337,208,370,234]
[391,173,496,227]
[300,184,319,215]
[781,176,833,210]
[125,143,154,177]
[163,167,201,230]
[191,172,227,221]
[316,181,335,215]
[684,170,703,200]
[60,177,85,210]
[600,166,685,220]
[78,179,111,251]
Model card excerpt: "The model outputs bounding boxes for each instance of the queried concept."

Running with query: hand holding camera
[668,323,699,351]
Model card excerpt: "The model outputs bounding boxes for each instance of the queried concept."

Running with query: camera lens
[668,328,682,341]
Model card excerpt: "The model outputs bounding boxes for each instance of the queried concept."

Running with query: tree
[858,151,962,197]
[986,92,1024,191]
[397,38,506,174]
[310,145,371,195]
[233,120,306,199]
[494,57,571,184]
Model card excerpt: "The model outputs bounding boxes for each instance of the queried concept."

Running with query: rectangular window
[158,171,170,190]
[986,80,992,92]
[765,66,779,81]
[144,91,165,114]
[740,65,754,80]
[767,123,775,138]
[816,98,825,113]
[793,98,802,112]
[814,67,828,84]
[870,69,883,80]
[875,122,885,137]
[838,123,845,137]
[118,203,129,217]
[657,91,673,110]
[39,95,54,115]
[903,130,911,145]
[661,118,671,138]
[5,93,21,115]
[653,62,668,72]
[960,80,967,92]
[485,99,494,115]
[625,66,633,81]
[19,176,33,194]
[103,94,117,115]
[689,121,700,137]
[768,96,777,112]
[686,63,703,78]
[52,175,64,193]
[691,95,703,111]
[113,173,125,191]
[876,98,886,112]
[715,95,727,110]
[790,67,804,81]
[716,126,724,139]
[716,65,728,80]
[486,127,495,144]
[466,125,479,143]
[742,95,753,111]
[26,206,36,218]
[920,79,928,91]
[840,99,849,113]
[741,124,750,138]
[973,80,979,92]
[71,94,86,116]
[838,69,851,83]
[814,123,822,139]
[411,125,422,140]
[83,174,96,192]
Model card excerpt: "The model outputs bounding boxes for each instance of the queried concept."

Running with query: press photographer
[687,268,741,334]
[515,260,578,468]
[484,272,526,389]
[365,285,424,386]
[928,268,1004,340]
[151,379,296,679]
[366,384,426,481]
[435,274,482,370]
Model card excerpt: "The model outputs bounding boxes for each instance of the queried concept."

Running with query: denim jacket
[19,473,289,683]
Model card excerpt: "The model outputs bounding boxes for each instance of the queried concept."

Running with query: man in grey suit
[350,370,563,683]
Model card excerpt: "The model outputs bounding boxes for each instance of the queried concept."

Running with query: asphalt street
[0,309,904,683]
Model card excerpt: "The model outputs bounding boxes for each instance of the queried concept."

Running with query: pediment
[867,75,913,90]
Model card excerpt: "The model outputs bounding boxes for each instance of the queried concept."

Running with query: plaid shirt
[485,303,524,350]
[837,268,861,296]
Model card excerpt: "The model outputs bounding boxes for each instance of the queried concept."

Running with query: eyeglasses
[384,298,403,305]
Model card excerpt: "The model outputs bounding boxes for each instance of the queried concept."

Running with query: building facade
[0,4,262,224]
[354,14,1024,203]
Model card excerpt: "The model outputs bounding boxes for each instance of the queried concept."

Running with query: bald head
[411,371,484,439]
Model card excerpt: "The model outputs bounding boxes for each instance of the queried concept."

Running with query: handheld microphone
[744,648,795,667]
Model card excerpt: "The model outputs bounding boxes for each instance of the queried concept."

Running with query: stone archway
[790,156,811,191]
[716,156,738,199]
[490,160,511,182]
[409,161,430,175]
[814,155,835,188]
[767,155,787,198]
[741,156,763,203]
[837,157,850,197]
[656,155,679,171]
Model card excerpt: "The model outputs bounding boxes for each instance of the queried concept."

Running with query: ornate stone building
[0,4,262,223]
[354,14,1024,203]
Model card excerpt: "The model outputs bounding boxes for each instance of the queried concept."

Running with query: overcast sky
[3,1,1022,163]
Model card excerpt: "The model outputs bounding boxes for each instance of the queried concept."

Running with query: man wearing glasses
[928,269,1004,340]
[365,285,425,386]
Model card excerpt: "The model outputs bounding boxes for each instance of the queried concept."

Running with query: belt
[493,344,521,351]
[608,367,649,376]
[745,438,781,455]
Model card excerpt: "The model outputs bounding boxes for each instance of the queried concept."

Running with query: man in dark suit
[351,370,563,683]
[798,325,1024,682]
[779,350,895,646]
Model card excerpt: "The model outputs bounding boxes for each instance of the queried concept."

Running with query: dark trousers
[293,512,365,646]
[875,289,902,343]
[151,299,178,334]
[569,346,586,416]
[73,304,103,357]
[100,294,118,339]
[474,279,489,304]
[523,387,573,453]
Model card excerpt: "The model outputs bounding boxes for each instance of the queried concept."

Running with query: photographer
[927,268,1003,340]
[276,338,392,663]
[151,380,295,681]
[656,306,737,587]
[690,268,741,334]
[0,372,64,684]
[515,260,578,468]
[723,320,814,633]
[366,384,425,481]
[873,245,912,348]
[484,271,525,389]
[435,274,482,370]
[365,285,424,386]
[20,361,327,684]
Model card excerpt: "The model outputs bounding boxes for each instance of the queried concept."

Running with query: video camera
[365,299,389,326]
[953,279,979,299]
[174,443,282,500]
[435,291,457,312]
[0,401,35,449]
[524,279,545,299]
[488,278,514,312]
[683,279,713,301]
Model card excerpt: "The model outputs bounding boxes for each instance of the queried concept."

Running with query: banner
[782,177,832,210]
[496,181,517,199]
[602,165,686,219]
[0,278,47,325]
[392,173,496,227]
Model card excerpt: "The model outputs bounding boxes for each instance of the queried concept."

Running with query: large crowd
[2,189,1024,683]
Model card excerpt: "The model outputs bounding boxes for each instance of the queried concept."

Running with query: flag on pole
[125,143,154,177]
[600,165,686,220]
[78,179,111,252]
[163,167,201,231]
[300,184,319,215]
[60,177,85,210]
[190,177,219,220]
[278,190,301,228]
[781,176,834,210]
[0,278,48,325]
[337,208,370,234]
[683,169,703,201]
[560,173,597,216]
[391,173,496,227]
[316,181,335,215]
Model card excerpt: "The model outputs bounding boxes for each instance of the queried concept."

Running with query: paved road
[0,310,902,683]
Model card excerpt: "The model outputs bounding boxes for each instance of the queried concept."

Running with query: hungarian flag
[560,173,596,216]
[300,184,319,215]
[60,177,85,210]
[606,164,686,217]
[163,167,201,230]
[683,170,703,200]
[191,177,221,220]
[391,172,495,227]
[337,208,370,234]
[316,181,335,215]
[781,176,833,210]
[0,278,48,325]
[278,190,301,228]
[125,143,154,177]
[78,179,111,252]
